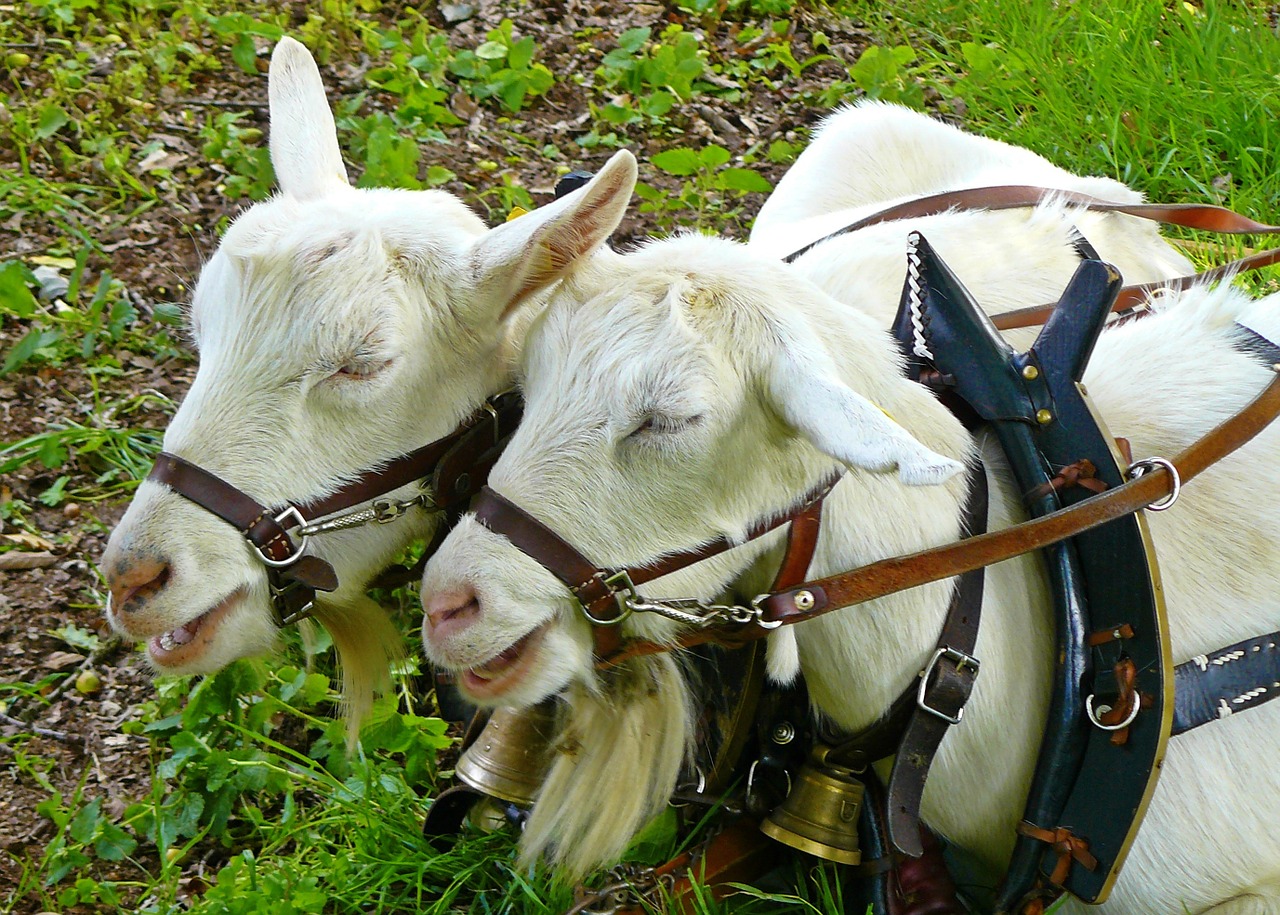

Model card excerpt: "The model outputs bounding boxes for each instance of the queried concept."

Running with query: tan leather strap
[601,371,1280,667]
[991,245,1280,330]
[757,370,1280,632]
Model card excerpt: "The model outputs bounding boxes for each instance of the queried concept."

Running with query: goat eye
[330,357,394,381]
[628,413,703,439]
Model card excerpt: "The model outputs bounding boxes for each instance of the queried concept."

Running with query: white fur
[101,37,637,734]
[421,226,1280,909]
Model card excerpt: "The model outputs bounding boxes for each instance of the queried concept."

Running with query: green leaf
[69,799,102,845]
[94,822,137,861]
[36,431,68,469]
[38,475,70,506]
[231,34,259,75]
[0,262,37,318]
[475,40,507,61]
[425,165,456,187]
[36,105,69,140]
[618,27,651,53]
[698,144,731,168]
[716,167,773,193]
[650,147,703,176]
[508,35,535,71]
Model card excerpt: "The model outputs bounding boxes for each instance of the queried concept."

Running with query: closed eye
[323,352,396,383]
[627,412,704,439]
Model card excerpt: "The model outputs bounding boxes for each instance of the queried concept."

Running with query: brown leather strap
[779,183,1280,333]
[1016,822,1098,887]
[473,473,841,660]
[603,370,1280,666]
[783,184,1280,265]
[886,468,988,857]
[148,391,523,627]
[149,453,298,563]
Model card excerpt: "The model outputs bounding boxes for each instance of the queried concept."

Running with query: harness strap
[779,183,1280,333]
[1172,630,1280,735]
[148,391,524,627]
[782,184,1280,265]
[818,467,989,858]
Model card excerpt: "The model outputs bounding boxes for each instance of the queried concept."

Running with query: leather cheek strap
[149,452,298,564]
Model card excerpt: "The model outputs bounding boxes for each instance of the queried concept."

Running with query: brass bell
[760,745,864,864]
[455,700,558,807]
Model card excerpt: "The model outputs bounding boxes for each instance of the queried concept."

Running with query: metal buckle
[916,646,980,725]
[254,505,309,568]
[579,570,637,626]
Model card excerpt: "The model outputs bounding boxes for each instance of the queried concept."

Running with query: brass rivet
[794,590,815,611]
[771,722,796,745]
[1036,409,1053,425]
[1022,364,1039,380]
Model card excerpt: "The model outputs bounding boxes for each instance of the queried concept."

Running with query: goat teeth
[159,633,176,652]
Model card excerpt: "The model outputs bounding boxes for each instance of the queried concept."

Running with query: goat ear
[767,335,963,486]
[268,37,350,199]
[469,150,637,321]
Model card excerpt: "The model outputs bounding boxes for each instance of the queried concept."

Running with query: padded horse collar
[148,391,523,626]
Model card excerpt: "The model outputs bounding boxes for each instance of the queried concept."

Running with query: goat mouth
[147,589,242,669]
[459,624,549,700]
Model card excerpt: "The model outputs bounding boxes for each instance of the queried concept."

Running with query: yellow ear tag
[506,206,530,222]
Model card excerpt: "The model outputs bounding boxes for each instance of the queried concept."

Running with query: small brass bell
[761,745,865,864]
[455,700,558,807]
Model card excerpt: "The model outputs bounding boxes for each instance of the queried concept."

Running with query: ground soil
[0,2,881,909]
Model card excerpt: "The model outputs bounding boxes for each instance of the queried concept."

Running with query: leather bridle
[471,472,842,660]
[147,391,523,626]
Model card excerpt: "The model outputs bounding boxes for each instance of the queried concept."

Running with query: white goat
[419,226,1280,910]
[100,37,636,731]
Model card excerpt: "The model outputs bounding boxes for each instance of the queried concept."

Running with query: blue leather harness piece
[1173,633,1280,735]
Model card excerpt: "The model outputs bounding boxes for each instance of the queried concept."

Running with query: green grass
[4,0,1280,912]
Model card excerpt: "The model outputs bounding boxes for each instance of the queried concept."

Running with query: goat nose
[107,555,172,615]
[424,585,481,635]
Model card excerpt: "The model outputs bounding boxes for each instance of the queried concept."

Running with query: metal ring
[1127,456,1180,511]
[578,599,633,627]
[1085,691,1141,731]
[749,595,784,630]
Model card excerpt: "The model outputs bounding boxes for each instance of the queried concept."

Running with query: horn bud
[455,701,558,807]
[760,746,864,864]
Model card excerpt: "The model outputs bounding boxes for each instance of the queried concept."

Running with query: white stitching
[905,233,935,361]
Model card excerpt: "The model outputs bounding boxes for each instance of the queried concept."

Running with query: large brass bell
[455,700,558,807]
[760,745,865,864]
